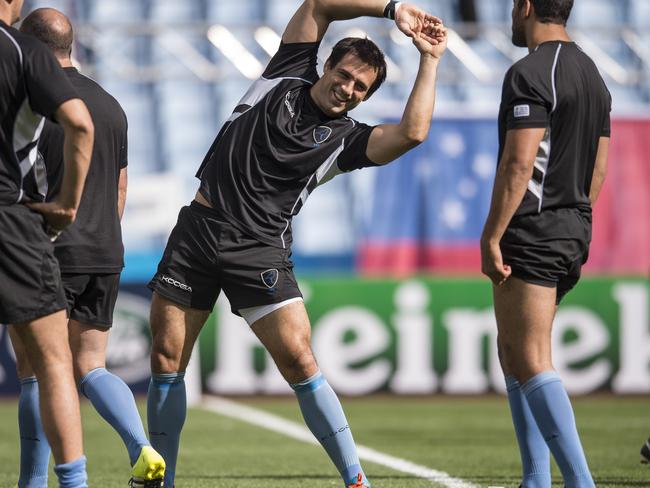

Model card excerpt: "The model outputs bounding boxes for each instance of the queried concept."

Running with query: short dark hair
[518,0,574,25]
[325,37,387,99]
[20,8,73,58]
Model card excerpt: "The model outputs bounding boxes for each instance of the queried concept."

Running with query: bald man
[10,8,165,488]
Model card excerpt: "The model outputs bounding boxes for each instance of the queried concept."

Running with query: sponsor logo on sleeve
[514,104,530,118]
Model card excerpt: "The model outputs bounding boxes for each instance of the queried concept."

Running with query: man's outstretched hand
[395,3,442,42]
[412,22,448,58]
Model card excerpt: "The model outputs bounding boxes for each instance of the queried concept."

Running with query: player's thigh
[250,300,317,382]
[11,309,72,375]
[493,277,556,365]
[149,291,210,372]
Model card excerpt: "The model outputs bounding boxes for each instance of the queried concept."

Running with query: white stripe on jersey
[14,99,46,202]
[227,75,314,124]
[279,139,345,248]
[531,43,562,212]
[0,26,23,64]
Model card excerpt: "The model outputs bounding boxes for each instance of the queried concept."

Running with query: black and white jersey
[197,41,378,249]
[0,20,78,206]
[498,41,611,216]
[41,68,128,273]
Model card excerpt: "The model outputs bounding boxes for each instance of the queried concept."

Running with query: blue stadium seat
[100,81,160,174]
[266,0,302,29]
[24,0,69,13]
[153,81,217,173]
[87,0,144,24]
[476,0,510,24]
[629,0,650,28]
[149,0,202,22]
[206,0,262,24]
[570,0,624,26]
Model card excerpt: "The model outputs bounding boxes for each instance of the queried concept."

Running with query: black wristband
[383,0,401,20]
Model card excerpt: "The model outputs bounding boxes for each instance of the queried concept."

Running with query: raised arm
[589,136,609,206]
[480,128,546,285]
[365,24,447,164]
[282,0,441,44]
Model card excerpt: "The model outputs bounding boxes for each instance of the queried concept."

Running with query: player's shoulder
[72,70,128,122]
[338,115,364,130]
[510,48,548,76]
[504,46,556,90]
[7,28,50,57]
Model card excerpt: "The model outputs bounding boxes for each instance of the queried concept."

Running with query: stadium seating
[17,0,650,270]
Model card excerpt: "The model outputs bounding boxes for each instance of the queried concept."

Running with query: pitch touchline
[200,395,478,488]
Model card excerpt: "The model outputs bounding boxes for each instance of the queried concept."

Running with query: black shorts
[62,273,121,327]
[148,201,302,314]
[500,207,592,304]
[0,205,67,324]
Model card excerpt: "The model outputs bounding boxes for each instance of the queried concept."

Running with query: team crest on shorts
[261,269,279,289]
[313,126,332,145]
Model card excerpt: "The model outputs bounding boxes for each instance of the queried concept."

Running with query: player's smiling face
[312,53,378,117]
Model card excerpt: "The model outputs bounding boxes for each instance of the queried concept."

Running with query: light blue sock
[505,375,551,488]
[79,368,149,465]
[291,371,369,487]
[18,377,50,488]
[522,371,595,488]
[53,455,87,488]
[148,372,186,487]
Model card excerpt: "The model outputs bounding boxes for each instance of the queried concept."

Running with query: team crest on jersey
[313,126,332,145]
[261,269,279,289]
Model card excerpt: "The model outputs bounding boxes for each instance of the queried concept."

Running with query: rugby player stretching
[148,1,446,486]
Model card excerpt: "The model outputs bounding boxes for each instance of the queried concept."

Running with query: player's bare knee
[14,357,35,380]
[278,349,318,383]
[73,356,103,383]
[150,343,184,374]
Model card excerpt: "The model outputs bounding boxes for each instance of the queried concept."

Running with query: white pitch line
[201,395,478,488]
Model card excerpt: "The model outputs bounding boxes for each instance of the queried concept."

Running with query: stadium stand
[19,0,650,275]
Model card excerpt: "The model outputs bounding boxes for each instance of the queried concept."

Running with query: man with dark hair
[481,0,609,487]
[516,0,574,25]
[10,7,165,488]
[146,0,447,486]
[0,0,94,486]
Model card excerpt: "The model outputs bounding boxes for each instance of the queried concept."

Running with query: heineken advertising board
[0,277,648,395]
[199,277,650,396]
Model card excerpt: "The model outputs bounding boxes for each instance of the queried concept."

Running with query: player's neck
[0,8,13,25]
[58,56,74,68]
[527,23,571,52]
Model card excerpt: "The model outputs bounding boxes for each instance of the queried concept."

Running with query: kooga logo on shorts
[161,275,192,293]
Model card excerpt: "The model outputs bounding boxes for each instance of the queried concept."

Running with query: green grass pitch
[0,396,647,487]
